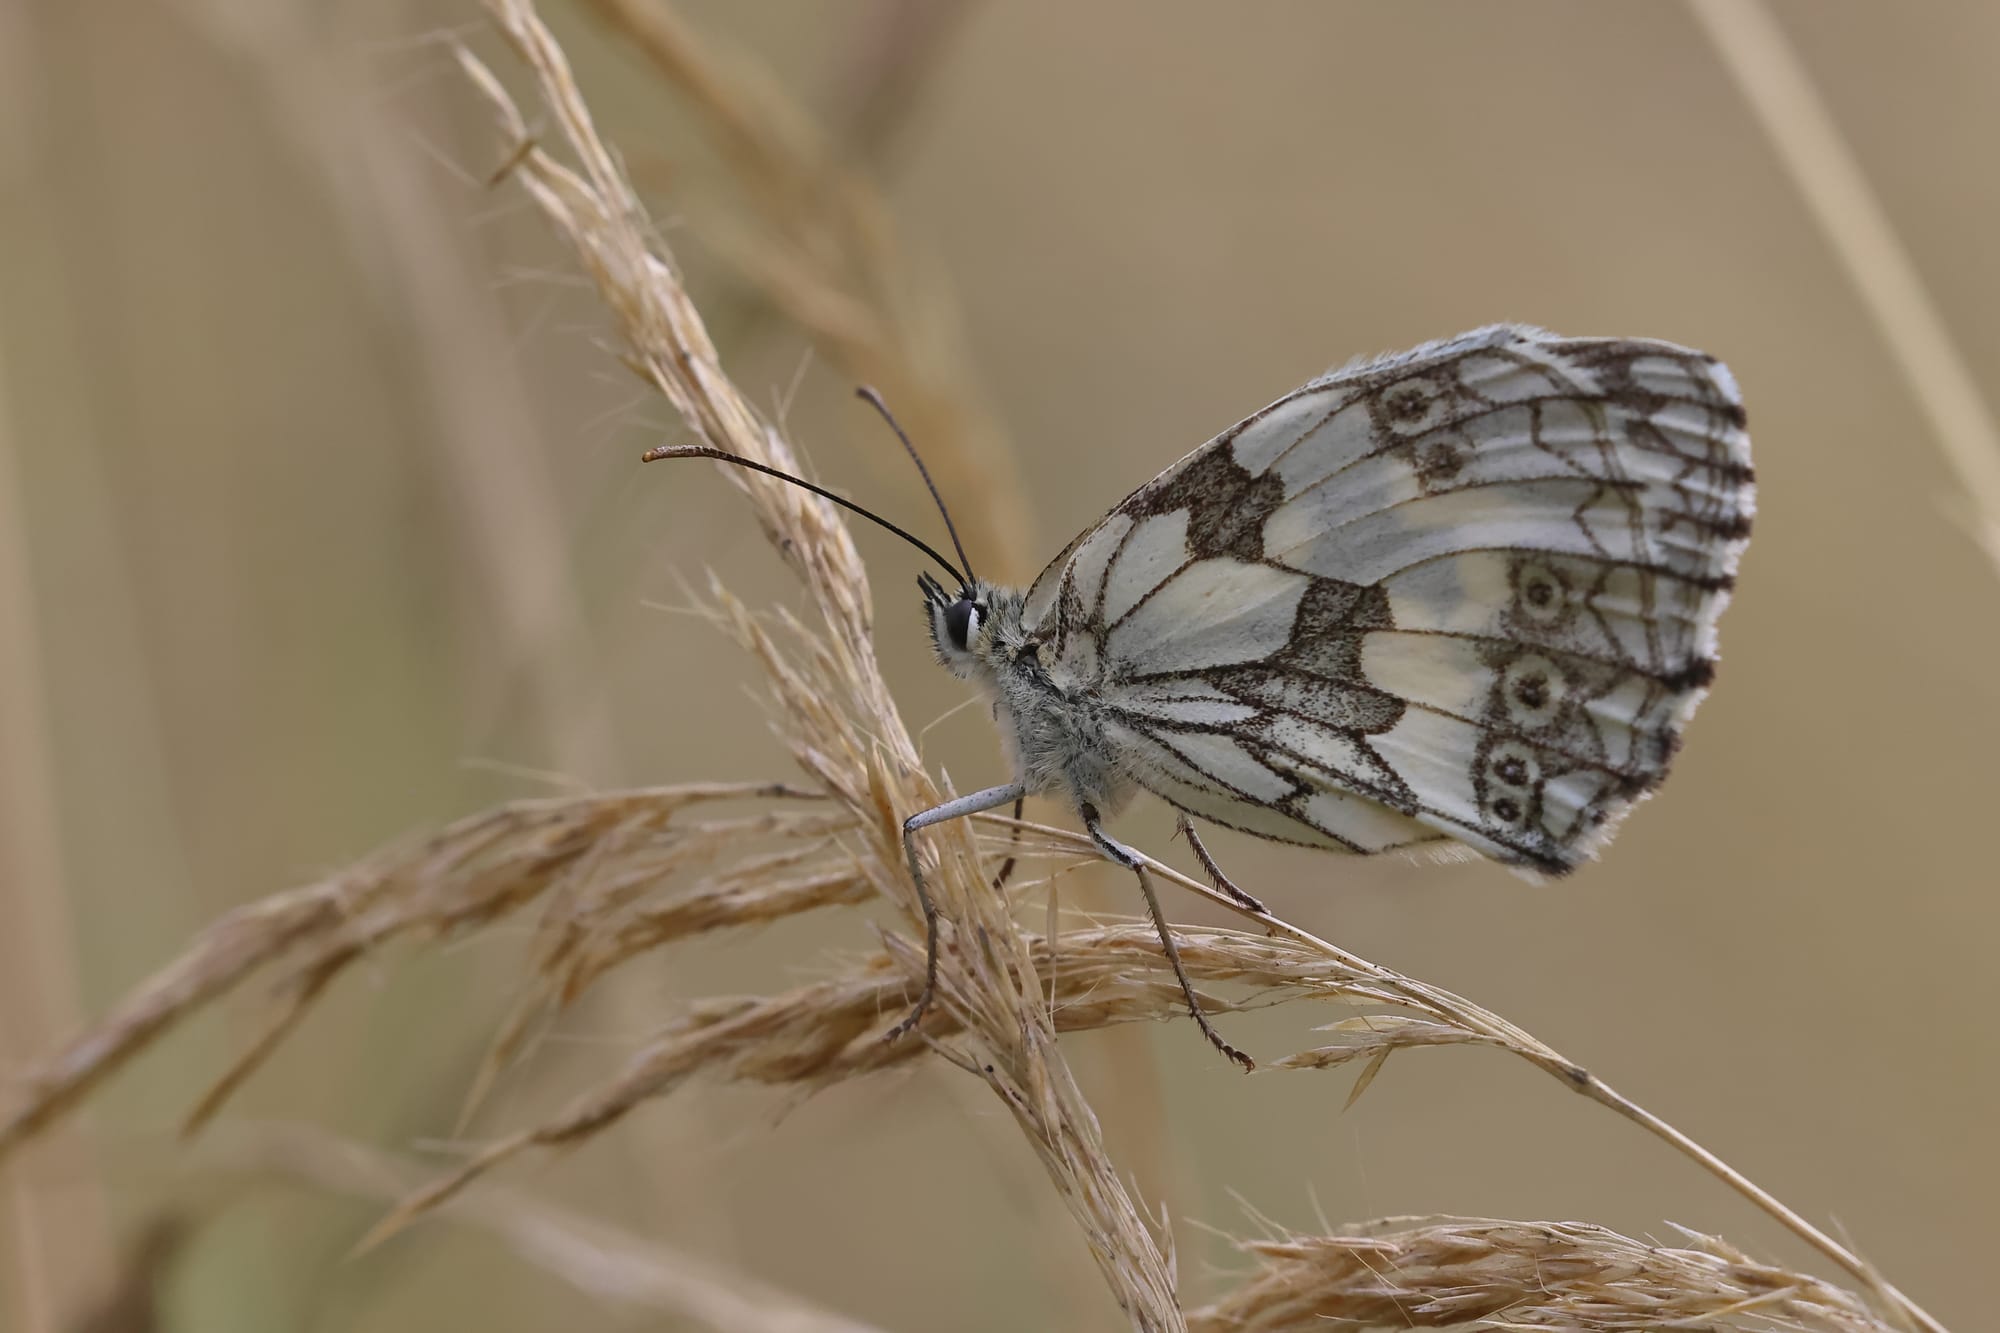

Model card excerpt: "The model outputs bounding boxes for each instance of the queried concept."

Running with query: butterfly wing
[1021,324,1753,874]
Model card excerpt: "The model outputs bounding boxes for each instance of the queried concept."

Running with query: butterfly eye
[944,599,980,651]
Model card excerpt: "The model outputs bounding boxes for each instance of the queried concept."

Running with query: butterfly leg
[887,783,1027,1045]
[989,794,1025,892]
[1176,816,1268,915]
[1081,804,1254,1072]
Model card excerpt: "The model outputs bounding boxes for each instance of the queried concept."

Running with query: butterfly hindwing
[1022,324,1753,873]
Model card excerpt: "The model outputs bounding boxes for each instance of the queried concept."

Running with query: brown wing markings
[1102,717,1386,855]
[1127,445,1290,561]
[1265,378,1746,513]
[1240,719,1570,874]
[1045,510,1143,658]
[1088,440,1303,640]
[1363,628,1718,692]
[1118,715,1423,855]
[1255,331,1562,477]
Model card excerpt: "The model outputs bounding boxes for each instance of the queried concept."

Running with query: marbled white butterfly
[652,325,1754,1067]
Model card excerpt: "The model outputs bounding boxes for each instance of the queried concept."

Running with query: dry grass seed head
[1187,1217,1896,1333]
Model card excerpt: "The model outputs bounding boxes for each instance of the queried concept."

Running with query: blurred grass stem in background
[1691,0,2000,572]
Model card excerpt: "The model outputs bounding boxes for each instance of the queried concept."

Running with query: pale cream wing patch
[1023,324,1753,873]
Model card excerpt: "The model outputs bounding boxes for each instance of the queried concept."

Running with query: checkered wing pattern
[1020,325,1754,873]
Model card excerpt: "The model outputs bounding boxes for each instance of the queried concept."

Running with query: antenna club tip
[640,446,670,462]
[855,384,884,406]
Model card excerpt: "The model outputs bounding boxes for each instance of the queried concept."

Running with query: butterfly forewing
[1023,324,1753,874]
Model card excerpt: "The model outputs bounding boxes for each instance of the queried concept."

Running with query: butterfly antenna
[640,444,969,586]
[855,386,977,587]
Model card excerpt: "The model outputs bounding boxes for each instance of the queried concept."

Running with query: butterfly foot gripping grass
[648,325,1754,1067]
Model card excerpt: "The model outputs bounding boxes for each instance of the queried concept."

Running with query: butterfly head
[920,572,992,678]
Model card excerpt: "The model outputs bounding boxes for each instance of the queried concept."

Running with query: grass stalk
[1689,0,2000,573]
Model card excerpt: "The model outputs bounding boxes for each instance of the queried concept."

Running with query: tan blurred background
[3,2,1996,1330]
